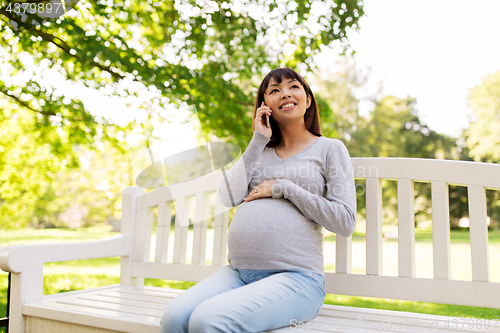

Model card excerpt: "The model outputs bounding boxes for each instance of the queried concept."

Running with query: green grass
[1,225,500,323]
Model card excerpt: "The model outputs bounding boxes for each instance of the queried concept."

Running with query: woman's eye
[270,89,278,94]
[291,85,299,89]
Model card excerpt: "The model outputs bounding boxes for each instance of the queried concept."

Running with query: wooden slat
[398,179,415,278]
[366,178,382,275]
[119,288,178,300]
[80,295,168,310]
[56,298,164,317]
[137,172,224,210]
[117,287,182,299]
[468,185,490,282]
[212,192,229,266]
[121,187,145,235]
[154,202,172,263]
[191,192,210,266]
[154,202,165,263]
[335,234,352,274]
[431,181,451,279]
[120,187,145,285]
[352,158,500,189]
[101,292,171,305]
[132,208,153,262]
[172,196,190,264]
[324,272,500,309]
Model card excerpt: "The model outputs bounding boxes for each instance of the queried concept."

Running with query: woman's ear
[307,95,311,109]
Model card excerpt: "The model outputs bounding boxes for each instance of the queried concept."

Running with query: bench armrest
[0,234,132,274]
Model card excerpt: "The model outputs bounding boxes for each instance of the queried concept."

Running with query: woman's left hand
[244,180,276,202]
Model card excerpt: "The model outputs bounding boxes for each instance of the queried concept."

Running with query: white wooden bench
[1,157,500,333]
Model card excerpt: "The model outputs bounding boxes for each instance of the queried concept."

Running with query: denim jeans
[160,264,326,333]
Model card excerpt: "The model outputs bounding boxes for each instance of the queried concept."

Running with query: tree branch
[0,86,55,116]
[0,7,125,81]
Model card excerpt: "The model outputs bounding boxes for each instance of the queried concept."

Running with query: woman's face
[263,76,311,124]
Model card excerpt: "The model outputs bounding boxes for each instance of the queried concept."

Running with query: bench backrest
[122,157,500,309]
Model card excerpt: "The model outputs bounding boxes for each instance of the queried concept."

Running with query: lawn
[1,224,500,327]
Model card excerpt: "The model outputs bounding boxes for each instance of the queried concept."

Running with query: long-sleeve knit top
[217,131,356,276]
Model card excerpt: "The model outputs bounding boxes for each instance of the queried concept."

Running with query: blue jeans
[160,264,326,333]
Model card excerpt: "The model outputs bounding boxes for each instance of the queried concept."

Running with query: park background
[2,0,500,329]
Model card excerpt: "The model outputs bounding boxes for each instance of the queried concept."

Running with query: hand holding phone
[254,101,272,139]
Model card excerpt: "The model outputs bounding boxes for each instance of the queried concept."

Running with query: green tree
[312,57,371,141]
[348,96,459,160]
[465,71,500,163]
[347,96,463,227]
[0,0,365,228]
[1,0,364,148]
[0,100,132,228]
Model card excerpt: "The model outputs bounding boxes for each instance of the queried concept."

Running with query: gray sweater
[217,131,356,276]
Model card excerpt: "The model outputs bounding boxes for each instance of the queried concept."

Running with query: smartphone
[263,102,270,128]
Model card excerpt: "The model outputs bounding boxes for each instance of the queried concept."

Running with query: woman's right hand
[254,101,273,139]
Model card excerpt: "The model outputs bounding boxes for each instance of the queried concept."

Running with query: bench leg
[9,265,44,333]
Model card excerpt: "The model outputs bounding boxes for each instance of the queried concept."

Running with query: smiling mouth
[279,103,296,110]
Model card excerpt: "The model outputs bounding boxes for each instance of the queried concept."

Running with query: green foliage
[43,274,120,295]
[1,224,116,246]
[0,0,364,148]
[0,0,365,229]
[465,71,500,163]
[348,96,459,159]
[0,105,132,228]
[312,58,366,140]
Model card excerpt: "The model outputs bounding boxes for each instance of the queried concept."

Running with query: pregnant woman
[160,67,356,333]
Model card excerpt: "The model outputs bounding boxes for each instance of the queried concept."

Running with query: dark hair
[253,67,322,148]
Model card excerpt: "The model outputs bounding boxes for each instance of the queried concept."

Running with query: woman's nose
[281,91,291,98]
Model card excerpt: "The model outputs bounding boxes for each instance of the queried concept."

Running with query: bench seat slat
[56,298,164,317]
[79,295,168,310]
[116,288,181,299]
[101,291,172,304]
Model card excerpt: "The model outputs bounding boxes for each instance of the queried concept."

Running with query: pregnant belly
[228,198,321,241]
[227,197,324,269]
